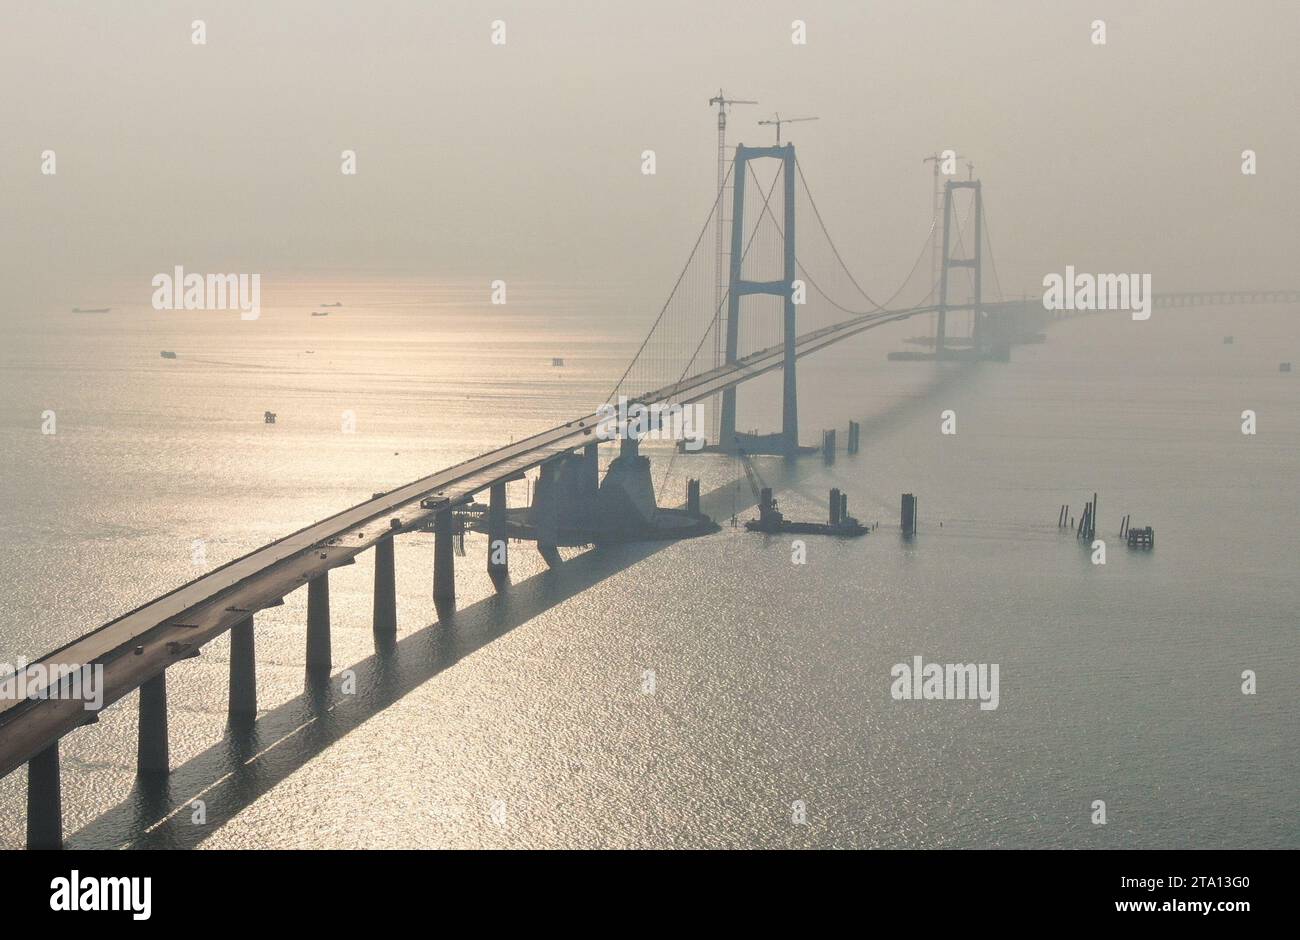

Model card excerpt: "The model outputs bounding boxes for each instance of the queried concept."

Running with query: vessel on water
[71,307,111,313]
[737,450,867,537]
[744,487,867,537]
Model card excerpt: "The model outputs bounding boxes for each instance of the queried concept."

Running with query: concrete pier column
[531,463,561,566]
[26,742,62,850]
[487,482,508,589]
[582,443,599,500]
[433,509,456,615]
[229,615,257,721]
[137,671,169,776]
[580,443,600,530]
[373,536,397,647]
[901,493,918,536]
[306,572,331,679]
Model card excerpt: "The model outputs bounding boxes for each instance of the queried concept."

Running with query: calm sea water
[0,282,1296,849]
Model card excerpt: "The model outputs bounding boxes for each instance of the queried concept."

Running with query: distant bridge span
[1046,288,1300,320]
[1155,289,1300,308]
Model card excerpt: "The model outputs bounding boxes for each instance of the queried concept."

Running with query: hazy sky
[2,0,1296,309]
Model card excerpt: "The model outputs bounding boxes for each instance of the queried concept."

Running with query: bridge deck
[0,303,935,780]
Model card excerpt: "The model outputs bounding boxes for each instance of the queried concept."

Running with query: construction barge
[745,486,867,537]
[739,446,867,537]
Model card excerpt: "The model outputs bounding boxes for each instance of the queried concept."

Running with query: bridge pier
[229,614,257,722]
[487,482,508,589]
[935,179,983,359]
[137,671,169,776]
[433,509,456,616]
[901,493,918,537]
[532,460,563,567]
[686,478,701,516]
[717,144,802,453]
[373,535,397,648]
[581,443,600,528]
[306,572,331,679]
[26,741,62,850]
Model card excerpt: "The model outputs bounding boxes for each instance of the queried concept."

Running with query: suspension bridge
[2,143,1293,849]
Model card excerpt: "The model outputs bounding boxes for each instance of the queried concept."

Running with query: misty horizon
[3,0,1297,312]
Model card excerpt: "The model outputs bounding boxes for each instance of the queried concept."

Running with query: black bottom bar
[0,849,1284,925]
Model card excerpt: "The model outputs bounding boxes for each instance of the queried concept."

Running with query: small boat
[552,357,565,367]
[321,302,343,307]
[72,307,111,314]
[311,311,329,317]
[1281,362,1293,373]
[264,411,277,424]
[160,350,178,359]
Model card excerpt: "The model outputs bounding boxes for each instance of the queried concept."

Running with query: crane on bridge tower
[708,89,758,443]
[758,112,819,145]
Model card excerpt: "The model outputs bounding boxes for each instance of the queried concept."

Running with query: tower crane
[758,112,819,145]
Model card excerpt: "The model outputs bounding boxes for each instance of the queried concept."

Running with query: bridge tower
[936,178,983,359]
[717,143,801,454]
